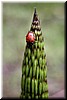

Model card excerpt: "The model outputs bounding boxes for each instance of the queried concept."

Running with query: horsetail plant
[20,8,49,99]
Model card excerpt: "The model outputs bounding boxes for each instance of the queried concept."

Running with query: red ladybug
[26,31,35,43]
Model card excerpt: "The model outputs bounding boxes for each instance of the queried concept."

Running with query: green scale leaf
[32,94,34,98]
[34,79,38,95]
[27,77,30,93]
[43,68,47,79]
[26,65,29,77]
[42,58,46,66]
[43,65,47,79]
[26,57,28,65]
[21,75,25,91]
[28,49,31,59]
[42,92,49,98]
[42,82,48,92]
[22,95,25,99]
[28,95,31,99]
[39,35,42,42]
[22,65,25,75]
[39,69,44,81]
[32,44,34,50]
[35,95,38,99]
[41,42,44,50]
[37,31,41,36]
[25,78,28,93]
[39,57,42,68]
[33,60,37,77]
[32,55,35,64]
[35,30,38,35]
[36,66,39,79]
[29,60,31,67]
[29,67,32,78]
[36,36,38,41]
[39,82,42,95]
[34,42,37,48]
[32,79,35,93]
[33,25,36,29]
[37,41,41,48]
[34,49,36,57]
[41,50,45,58]
[37,48,40,59]
[41,69,44,81]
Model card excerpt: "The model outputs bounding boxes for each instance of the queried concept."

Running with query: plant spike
[20,8,49,98]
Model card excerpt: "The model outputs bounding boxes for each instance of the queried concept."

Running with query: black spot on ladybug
[30,38,32,40]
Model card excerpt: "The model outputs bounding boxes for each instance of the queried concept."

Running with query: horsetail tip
[34,7,36,14]
[33,7,38,21]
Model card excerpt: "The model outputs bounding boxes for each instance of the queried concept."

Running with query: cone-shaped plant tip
[20,8,49,99]
[33,8,38,21]
[30,8,40,32]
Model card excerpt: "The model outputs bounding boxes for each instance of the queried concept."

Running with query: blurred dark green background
[3,3,65,98]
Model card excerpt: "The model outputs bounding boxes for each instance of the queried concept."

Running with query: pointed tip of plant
[34,7,37,14]
[33,7,38,21]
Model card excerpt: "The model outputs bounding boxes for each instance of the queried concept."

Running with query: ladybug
[26,31,35,43]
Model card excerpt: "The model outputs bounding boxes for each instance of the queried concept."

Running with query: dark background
[3,3,65,98]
